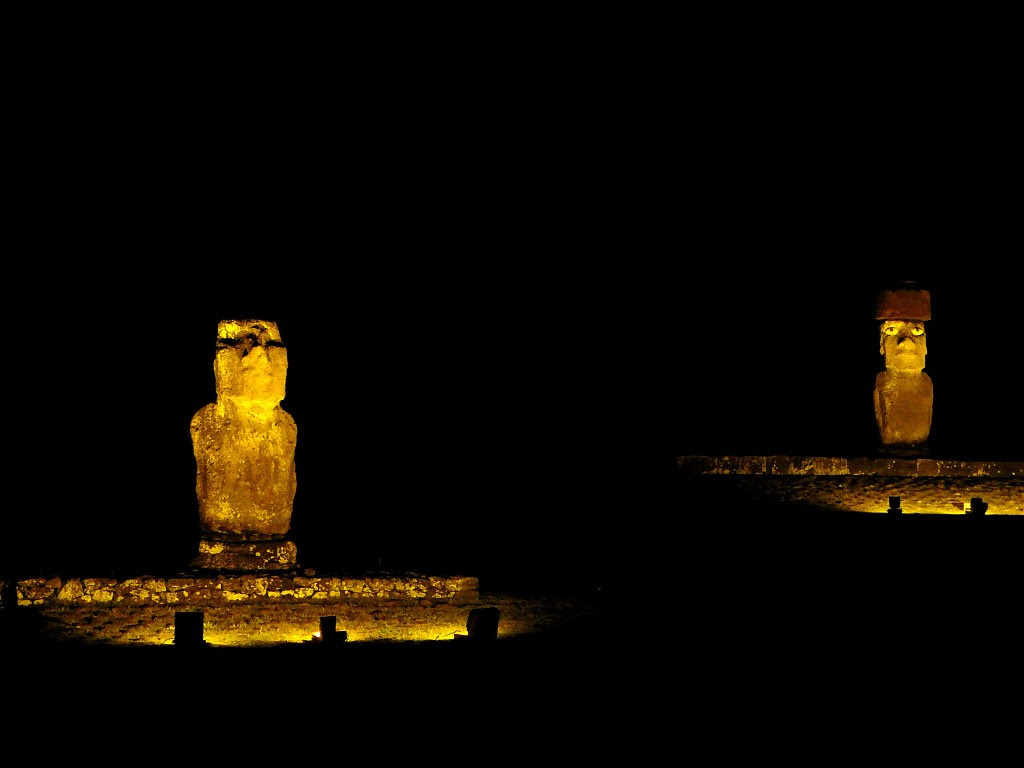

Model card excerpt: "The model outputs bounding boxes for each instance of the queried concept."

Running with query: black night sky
[5,30,1021,592]
[6,18,1023,748]
[8,260,660,587]
[6,265,1019,584]
[667,274,1022,463]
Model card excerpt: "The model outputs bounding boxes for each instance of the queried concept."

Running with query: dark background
[666,274,1022,463]
[6,262,1019,583]
[6,257,655,588]
[4,25,1020,590]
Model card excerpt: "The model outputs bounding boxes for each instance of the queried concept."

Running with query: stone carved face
[213,320,288,404]
[879,319,926,372]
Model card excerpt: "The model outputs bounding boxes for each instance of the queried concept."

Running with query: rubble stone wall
[11,572,479,608]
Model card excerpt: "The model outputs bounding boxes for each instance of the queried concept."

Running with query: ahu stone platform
[676,455,1024,515]
[2,571,603,649]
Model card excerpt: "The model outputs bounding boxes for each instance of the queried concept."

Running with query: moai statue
[190,320,298,571]
[874,286,932,456]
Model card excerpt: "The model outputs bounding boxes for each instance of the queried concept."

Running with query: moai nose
[244,345,270,363]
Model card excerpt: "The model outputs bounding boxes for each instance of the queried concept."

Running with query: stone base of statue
[190,538,298,572]
[878,444,929,458]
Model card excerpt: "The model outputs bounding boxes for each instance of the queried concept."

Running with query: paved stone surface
[676,455,1024,514]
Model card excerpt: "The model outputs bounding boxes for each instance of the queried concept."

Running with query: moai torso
[873,288,932,456]
[874,366,933,448]
[191,320,297,540]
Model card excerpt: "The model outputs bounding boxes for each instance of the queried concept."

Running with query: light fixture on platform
[455,607,501,641]
[311,615,347,644]
[965,497,988,517]
[174,611,205,648]
[887,496,902,515]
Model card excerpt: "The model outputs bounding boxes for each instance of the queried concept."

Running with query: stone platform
[676,455,1024,515]
[190,538,298,571]
[1,570,605,649]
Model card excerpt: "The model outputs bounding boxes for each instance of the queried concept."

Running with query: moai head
[213,320,288,405]
[876,288,930,373]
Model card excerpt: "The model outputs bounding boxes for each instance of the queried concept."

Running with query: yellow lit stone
[191,320,298,570]
[873,291,933,456]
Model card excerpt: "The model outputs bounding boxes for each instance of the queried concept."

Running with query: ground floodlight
[175,611,205,648]
[466,607,500,640]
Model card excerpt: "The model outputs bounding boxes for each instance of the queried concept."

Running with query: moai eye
[911,326,924,336]
[883,325,899,335]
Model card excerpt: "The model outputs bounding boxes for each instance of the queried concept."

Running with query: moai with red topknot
[874,286,932,456]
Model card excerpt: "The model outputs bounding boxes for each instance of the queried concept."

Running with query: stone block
[191,539,298,572]
[876,289,931,320]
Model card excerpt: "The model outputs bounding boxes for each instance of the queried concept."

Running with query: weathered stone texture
[676,455,1024,514]
[191,320,298,569]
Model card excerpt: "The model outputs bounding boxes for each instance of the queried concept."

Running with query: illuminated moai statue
[873,286,932,456]
[190,320,298,571]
